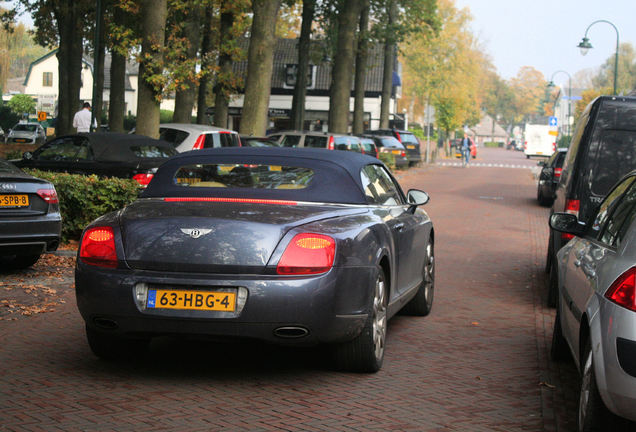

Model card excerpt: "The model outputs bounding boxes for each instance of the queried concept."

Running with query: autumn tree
[240,0,282,136]
[592,42,636,94]
[290,0,316,131]
[136,0,168,138]
[108,1,135,132]
[509,66,547,123]
[170,0,204,124]
[328,0,362,133]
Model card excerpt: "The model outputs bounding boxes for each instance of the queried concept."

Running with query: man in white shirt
[73,102,96,133]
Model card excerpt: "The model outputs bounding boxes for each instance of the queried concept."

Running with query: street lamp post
[577,20,620,95]
[548,70,572,136]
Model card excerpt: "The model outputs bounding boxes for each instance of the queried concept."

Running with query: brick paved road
[1,148,581,431]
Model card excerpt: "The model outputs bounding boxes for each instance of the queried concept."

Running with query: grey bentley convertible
[75,147,434,372]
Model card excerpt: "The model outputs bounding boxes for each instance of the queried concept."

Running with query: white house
[22,49,171,117]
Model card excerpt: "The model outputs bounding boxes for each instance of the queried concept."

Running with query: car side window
[304,135,327,148]
[281,135,301,147]
[360,165,403,206]
[35,137,82,161]
[598,179,636,247]
[72,136,92,160]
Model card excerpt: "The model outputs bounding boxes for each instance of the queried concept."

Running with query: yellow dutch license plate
[0,194,29,207]
[15,138,27,143]
[147,289,236,312]
[391,150,401,155]
[407,145,415,149]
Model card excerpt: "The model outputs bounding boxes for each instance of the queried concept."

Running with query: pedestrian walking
[461,133,471,167]
[72,102,96,133]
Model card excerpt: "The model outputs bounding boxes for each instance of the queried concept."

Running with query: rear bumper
[595,299,636,421]
[0,214,62,255]
[75,263,374,346]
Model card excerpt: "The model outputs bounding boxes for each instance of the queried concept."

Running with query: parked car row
[544,95,636,430]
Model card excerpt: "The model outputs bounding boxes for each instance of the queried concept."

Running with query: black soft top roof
[141,147,388,204]
[83,133,175,162]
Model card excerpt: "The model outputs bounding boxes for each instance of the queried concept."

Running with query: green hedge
[25,170,139,242]
[378,152,396,170]
[484,141,503,148]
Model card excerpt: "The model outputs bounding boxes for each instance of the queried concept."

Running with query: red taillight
[395,131,402,142]
[80,227,118,268]
[554,168,562,178]
[276,233,336,275]
[552,142,556,152]
[133,173,154,186]
[327,136,335,150]
[524,141,527,150]
[565,199,580,216]
[605,267,636,312]
[163,197,298,205]
[192,134,206,150]
[37,187,58,204]
[401,151,406,157]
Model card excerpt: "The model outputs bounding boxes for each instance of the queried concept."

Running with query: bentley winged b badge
[180,228,213,239]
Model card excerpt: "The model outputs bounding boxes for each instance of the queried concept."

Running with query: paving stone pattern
[1,151,581,431]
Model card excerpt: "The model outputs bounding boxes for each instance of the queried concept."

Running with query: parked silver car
[6,122,46,145]
[550,170,636,431]
[157,123,241,152]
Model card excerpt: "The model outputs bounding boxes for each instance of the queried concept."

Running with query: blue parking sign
[549,116,558,127]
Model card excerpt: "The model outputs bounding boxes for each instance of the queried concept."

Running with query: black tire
[538,187,552,207]
[547,262,558,308]
[85,325,148,361]
[578,340,611,432]
[550,305,569,361]
[334,267,388,373]
[402,239,434,316]
[545,238,553,274]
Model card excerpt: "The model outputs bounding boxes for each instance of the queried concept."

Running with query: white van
[523,124,555,158]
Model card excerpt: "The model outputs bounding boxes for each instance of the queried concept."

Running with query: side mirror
[22,151,33,160]
[549,212,585,236]
[407,189,430,212]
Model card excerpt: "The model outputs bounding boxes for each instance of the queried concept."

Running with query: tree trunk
[379,0,397,129]
[328,0,361,134]
[92,1,106,130]
[108,2,127,132]
[196,7,213,124]
[239,0,281,136]
[290,0,315,131]
[352,0,370,134]
[54,2,84,136]
[213,5,235,129]
[136,0,167,139]
[173,4,202,124]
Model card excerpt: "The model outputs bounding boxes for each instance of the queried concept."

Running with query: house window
[42,72,53,87]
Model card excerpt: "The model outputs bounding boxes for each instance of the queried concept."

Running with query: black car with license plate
[0,159,61,270]
[364,129,421,166]
[13,133,178,187]
[75,147,435,372]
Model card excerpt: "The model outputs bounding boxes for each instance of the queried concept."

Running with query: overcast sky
[453,0,635,88]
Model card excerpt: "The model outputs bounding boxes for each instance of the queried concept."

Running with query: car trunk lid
[120,198,364,273]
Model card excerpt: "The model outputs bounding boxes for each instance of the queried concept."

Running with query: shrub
[484,141,502,148]
[24,170,139,242]
[160,110,174,123]
[378,152,396,170]
[0,105,20,131]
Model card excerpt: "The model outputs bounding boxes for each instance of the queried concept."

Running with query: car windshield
[13,124,38,132]
[381,137,402,148]
[174,164,314,189]
[399,133,418,145]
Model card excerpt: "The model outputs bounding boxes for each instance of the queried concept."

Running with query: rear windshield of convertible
[174,164,314,189]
